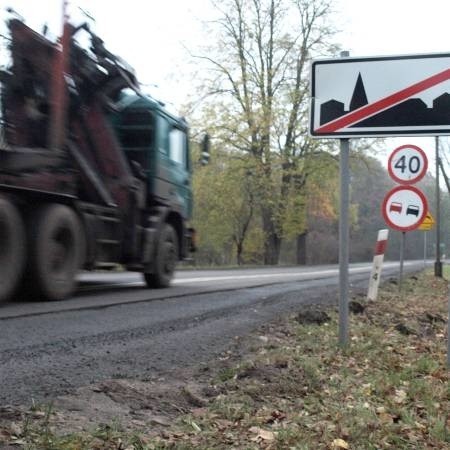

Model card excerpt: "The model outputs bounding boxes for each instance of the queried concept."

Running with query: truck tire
[144,223,178,288]
[25,204,83,301]
[0,197,26,302]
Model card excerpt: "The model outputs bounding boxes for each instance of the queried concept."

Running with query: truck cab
[111,94,192,220]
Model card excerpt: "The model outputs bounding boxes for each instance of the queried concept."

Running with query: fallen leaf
[393,389,407,404]
[249,426,276,441]
[332,438,349,449]
[214,419,234,430]
[378,412,394,424]
[0,429,11,440]
[414,421,427,431]
[191,407,208,417]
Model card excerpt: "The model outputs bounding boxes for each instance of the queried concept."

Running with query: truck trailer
[0,15,196,302]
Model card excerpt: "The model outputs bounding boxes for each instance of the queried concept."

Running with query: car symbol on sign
[389,202,402,213]
[406,204,419,216]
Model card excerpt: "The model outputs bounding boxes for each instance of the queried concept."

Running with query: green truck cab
[111,94,193,221]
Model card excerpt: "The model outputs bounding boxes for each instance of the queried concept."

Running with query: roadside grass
[1,269,449,449]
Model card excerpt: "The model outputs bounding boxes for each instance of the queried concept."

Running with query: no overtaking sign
[382,185,428,232]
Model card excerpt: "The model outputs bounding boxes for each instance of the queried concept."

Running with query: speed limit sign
[388,145,428,185]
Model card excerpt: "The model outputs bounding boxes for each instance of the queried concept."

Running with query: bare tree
[194,0,338,264]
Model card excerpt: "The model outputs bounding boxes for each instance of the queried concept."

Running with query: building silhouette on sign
[320,73,450,127]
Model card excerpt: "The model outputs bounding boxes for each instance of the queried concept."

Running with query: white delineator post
[367,229,389,301]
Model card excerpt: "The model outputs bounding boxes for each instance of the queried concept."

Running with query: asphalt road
[0,261,424,406]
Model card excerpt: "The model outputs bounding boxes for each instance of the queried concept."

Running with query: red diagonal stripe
[316,68,450,133]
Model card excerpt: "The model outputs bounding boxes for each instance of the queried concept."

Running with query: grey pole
[399,231,405,291]
[435,136,442,277]
[447,284,450,369]
[338,50,350,348]
[447,285,450,367]
[339,137,350,346]
[424,231,427,269]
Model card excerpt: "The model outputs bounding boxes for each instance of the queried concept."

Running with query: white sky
[336,0,450,57]
[334,0,450,163]
[1,0,449,164]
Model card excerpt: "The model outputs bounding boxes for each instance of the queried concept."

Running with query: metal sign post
[339,138,350,347]
[424,232,427,268]
[435,137,443,277]
[447,287,450,367]
[399,232,405,291]
[419,212,435,269]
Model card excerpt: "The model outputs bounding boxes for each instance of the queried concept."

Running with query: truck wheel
[0,197,26,302]
[26,204,83,301]
[144,223,178,288]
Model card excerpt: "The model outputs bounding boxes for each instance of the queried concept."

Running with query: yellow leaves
[414,421,427,431]
[393,389,408,404]
[376,406,397,424]
[378,412,395,424]
[362,383,372,396]
[331,438,349,449]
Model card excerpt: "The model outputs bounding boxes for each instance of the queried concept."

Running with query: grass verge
[1,269,449,449]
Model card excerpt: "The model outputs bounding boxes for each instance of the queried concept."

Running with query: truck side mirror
[200,133,210,166]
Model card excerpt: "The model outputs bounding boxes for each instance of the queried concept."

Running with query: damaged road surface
[0,263,423,408]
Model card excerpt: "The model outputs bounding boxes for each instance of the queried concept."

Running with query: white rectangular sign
[310,53,450,138]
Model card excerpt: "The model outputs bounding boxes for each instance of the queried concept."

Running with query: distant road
[0,260,425,405]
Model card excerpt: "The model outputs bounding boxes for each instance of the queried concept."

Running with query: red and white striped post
[367,229,389,301]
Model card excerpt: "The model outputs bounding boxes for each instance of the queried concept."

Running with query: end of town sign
[310,53,450,138]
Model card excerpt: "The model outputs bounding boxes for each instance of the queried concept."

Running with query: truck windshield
[116,109,154,169]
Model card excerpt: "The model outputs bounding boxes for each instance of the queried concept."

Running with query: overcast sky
[1,0,449,160]
[337,0,450,57]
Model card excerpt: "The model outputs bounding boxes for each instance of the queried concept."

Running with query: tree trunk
[296,231,307,265]
[262,207,281,265]
[236,241,243,265]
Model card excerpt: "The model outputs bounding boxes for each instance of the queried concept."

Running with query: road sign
[382,185,428,231]
[310,53,450,137]
[418,212,435,230]
[388,145,428,184]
